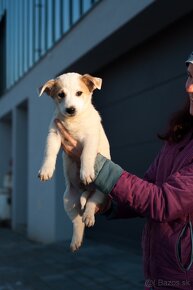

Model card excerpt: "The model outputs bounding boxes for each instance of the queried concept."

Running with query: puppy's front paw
[82,210,95,227]
[38,164,55,181]
[80,166,95,185]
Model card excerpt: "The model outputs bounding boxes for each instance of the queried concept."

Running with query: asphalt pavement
[0,228,144,290]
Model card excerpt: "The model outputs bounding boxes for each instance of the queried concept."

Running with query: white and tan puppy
[38,72,111,251]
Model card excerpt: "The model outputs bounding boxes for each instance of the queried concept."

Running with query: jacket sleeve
[94,154,193,222]
[94,154,141,219]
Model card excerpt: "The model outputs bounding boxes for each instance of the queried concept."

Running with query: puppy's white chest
[64,122,87,143]
[59,114,99,143]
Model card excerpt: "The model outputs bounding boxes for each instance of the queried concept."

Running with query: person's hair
[158,98,193,143]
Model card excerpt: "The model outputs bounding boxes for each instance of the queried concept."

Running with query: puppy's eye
[58,92,65,99]
[76,91,83,97]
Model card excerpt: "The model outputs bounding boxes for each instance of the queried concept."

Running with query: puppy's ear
[39,79,55,96]
[81,74,102,92]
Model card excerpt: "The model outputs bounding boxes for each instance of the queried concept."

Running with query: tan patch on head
[78,78,92,95]
[81,74,102,92]
[39,79,63,97]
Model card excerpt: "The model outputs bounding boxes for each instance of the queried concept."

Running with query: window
[1,0,98,91]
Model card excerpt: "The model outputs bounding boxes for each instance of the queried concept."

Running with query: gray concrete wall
[86,10,193,244]
[12,103,28,231]
[27,96,56,243]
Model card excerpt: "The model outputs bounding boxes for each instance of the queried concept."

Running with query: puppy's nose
[66,106,76,115]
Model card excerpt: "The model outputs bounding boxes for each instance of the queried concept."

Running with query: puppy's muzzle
[66,106,76,116]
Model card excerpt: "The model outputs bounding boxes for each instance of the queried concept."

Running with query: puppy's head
[39,73,102,117]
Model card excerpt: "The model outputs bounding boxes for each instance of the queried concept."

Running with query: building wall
[85,10,193,244]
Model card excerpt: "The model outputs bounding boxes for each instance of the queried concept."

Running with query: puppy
[38,72,111,251]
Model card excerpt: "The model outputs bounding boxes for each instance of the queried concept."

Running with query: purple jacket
[94,130,193,290]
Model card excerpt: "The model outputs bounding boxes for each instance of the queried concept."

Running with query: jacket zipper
[176,220,193,272]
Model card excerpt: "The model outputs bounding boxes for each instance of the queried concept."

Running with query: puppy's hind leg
[82,190,106,227]
[63,186,85,252]
[70,215,85,252]
[80,190,90,210]
[82,200,96,227]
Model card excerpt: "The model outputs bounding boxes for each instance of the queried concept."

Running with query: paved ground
[0,228,144,290]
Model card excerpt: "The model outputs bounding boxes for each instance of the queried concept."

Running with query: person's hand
[54,119,82,162]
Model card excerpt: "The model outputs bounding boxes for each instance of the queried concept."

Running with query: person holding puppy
[55,54,193,290]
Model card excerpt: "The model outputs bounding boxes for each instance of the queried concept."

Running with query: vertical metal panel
[72,0,81,24]
[18,0,22,78]
[34,0,41,62]
[0,0,4,19]
[15,1,19,82]
[21,0,25,75]
[44,0,48,52]
[0,12,6,94]
[32,0,36,63]
[10,0,14,86]
[6,0,11,87]
[20,0,24,77]
[34,0,38,62]
[29,0,34,68]
[55,0,62,42]
[52,0,55,43]
[37,0,42,59]
[60,0,63,37]
[47,0,53,49]
[38,0,43,57]
[25,0,29,71]
[23,0,27,73]
[63,0,70,33]
[0,1,2,19]
[40,0,46,56]
[82,0,92,13]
